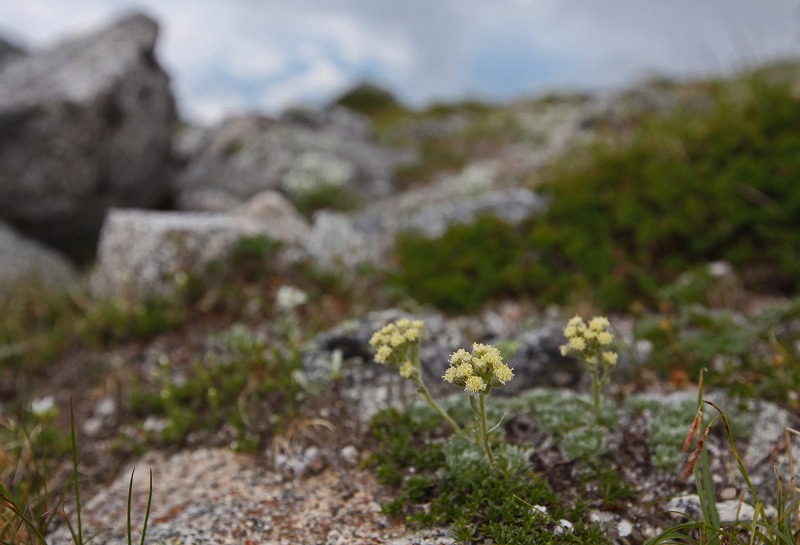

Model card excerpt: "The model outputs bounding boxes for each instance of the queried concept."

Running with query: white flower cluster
[443,343,514,394]
[369,318,425,379]
[559,315,618,370]
[276,285,308,310]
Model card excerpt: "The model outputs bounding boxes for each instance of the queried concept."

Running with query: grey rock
[504,325,583,393]
[304,211,379,272]
[176,188,244,213]
[303,163,547,273]
[353,162,545,240]
[44,448,418,545]
[304,309,580,400]
[234,190,310,246]
[340,445,360,466]
[383,528,456,545]
[280,150,357,200]
[665,494,763,523]
[90,209,278,301]
[174,107,406,211]
[0,221,77,294]
[0,13,175,261]
[0,36,24,68]
[397,186,546,239]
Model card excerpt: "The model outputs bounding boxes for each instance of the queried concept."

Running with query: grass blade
[69,399,83,545]
[139,469,153,545]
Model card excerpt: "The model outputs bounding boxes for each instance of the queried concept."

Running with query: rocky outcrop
[173,108,408,212]
[90,209,284,301]
[0,221,77,295]
[0,36,24,68]
[0,13,176,261]
[302,164,547,272]
[303,309,583,401]
[46,448,457,545]
[233,190,310,245]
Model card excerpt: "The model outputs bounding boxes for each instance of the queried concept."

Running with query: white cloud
[257,56,350,112]
[189,90,252,124]
[2,0,800,122]
[225,44,286,80]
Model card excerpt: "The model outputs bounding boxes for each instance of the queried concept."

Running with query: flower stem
[418,379,461,433]
[591,371,601,426]
[478,393,497,470]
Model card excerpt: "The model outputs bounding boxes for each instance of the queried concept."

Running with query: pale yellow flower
[399,361,415,378]
[602,351,618,366]
[389,333,404,347]
[471,356,488,374]
[456,362,474,379]
[589,316,610,331]
[375,346,392,364]
[369,332,383,347]
[449,348,471,366]
[493,364,514,384]
[596,331,613,346]
[567,315,584,327]
[464,375,487,394]
[568,336,587,351]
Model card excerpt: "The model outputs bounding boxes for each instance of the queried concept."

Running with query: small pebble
[719,487,737,501]
[95,396,117,417]
[554,519,573,535]
[617,519,633,537]
[340,445,359,466]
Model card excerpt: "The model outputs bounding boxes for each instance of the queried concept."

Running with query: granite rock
[90,209,279,301]
[174,107,407,212]
[0,221,77,295]
[0,12,175,261]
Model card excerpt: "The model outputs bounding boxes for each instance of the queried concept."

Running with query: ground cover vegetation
[2,66,800,544]
[392,68,800,312]
[366,319,798,544]
[0,237,388,543]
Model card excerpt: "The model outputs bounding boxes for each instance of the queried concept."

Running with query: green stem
[591,371,601,426]
[69,400,83,545]
[478,393,497,470]
[418,379,461,433]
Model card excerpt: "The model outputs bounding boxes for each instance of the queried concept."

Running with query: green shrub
[392,216,536,312]
[368,405,612,544]
[129,321,307,449]
[393,73,800,312]
[528,74,800,308]
[633,296,800,405]
[331,82,404,117]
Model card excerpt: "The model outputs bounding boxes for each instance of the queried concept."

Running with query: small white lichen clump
[442,343,514,394]
[369,318,425,379]
[276,285,308,310]
[560,315,617,371]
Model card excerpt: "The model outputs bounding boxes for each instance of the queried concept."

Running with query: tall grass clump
[647,375,800,545]
[0,402,152,545]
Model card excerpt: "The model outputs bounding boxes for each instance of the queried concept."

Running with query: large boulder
[0,36,24,68]
[233,190,310,246]
[0,13,176,262]
[0,221,77,295]
[173,108,408,212]
[90,209,281,301]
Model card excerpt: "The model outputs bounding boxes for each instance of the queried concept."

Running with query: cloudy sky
[2,1,799,123]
